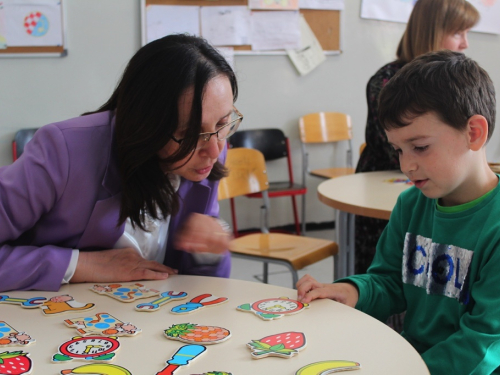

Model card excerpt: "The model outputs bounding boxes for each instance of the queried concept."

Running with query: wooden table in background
[1,276,428,374]
[317,171,412,279]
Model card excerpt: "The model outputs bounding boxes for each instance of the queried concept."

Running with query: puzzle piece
[0,350,32,374]
[237,297,309,320]
[156,345,206,374]
[295,360,361,374]
[64,313,141,337]
[52,336,120,363]
[247,332,306,359]
[0,295,46,308]
[135,291,188,312]
[59,363,132,375]
[170,294,228,314]
[90,283,160,302]
[0,322,34,347]
[164,323,231,345]
[40,295,95,316]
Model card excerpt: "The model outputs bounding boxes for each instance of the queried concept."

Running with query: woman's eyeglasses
[170,107,243,150]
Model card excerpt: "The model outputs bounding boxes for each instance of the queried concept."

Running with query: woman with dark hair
[355,0,480,275]
[0,34,242,292]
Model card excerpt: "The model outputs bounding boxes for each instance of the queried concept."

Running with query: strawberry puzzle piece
[0,351,32,375]
[247,331,307,359]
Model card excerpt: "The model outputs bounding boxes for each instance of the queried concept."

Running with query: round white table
[317,171,412,278]
[1,276,428,374]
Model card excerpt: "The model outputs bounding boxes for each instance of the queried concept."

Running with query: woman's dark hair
[84,34,238,230]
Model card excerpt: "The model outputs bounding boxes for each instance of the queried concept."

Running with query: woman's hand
[70,248,177,283]
[174,213,231,254]
[296,274,359,307]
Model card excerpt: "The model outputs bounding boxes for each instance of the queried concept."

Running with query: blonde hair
[397,0,479,63]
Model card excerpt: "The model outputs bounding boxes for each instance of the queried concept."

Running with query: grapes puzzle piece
[52,336,120,363]
[156,344,206,375]
[90,283,159,302]
[164,323,231,345]
[64,313,141,337]
[135,291,188,312]
[0,322,34,347]
[170,294,228,314]
[247,332,306,359]
[237,297,309,320]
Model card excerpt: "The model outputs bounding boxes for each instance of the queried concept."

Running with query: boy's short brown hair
[379,50,496,141]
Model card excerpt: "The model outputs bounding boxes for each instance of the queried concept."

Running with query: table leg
[335,210,355,280]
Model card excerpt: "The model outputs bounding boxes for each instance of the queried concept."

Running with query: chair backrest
[218,148,269,200]
[12,128,38,161]
[229,128,287,161]
[299,112,352,144]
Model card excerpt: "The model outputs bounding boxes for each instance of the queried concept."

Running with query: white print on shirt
[402,233,473,304]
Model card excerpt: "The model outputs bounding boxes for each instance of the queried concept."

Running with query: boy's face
[386,112,472,206]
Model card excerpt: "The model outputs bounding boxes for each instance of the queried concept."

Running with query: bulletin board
[0,0,66,57]
[142,0,340,54]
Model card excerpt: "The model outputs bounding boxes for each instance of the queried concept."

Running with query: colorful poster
[3,0,63,46]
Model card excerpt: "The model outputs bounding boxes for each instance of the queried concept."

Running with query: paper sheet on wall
[3,0,63,46]
[250,10,300,51]
[299,0,344,10]
[361,0,500,35]
[248,0,299,10]
[467,0,500,34]
[146,5,200,44]
[0,2,6,48]
[216,46,235,69]
[200,6,251,46]
[287,15,326,75]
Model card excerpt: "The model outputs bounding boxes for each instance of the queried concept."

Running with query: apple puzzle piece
[90,283,159,302]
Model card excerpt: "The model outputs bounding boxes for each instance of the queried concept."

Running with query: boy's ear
[467,115,489,151]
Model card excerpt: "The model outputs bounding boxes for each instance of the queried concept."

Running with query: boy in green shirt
[297,50,500,374]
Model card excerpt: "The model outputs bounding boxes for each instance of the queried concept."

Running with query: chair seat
[310,167,355,179]
[229,233,338,270]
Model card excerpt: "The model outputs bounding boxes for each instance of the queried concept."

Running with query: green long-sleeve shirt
[345,183,500,374]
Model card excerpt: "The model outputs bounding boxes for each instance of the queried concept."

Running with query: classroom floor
[229,228,336,290]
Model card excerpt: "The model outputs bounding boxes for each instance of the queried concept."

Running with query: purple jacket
[0,111,230,292]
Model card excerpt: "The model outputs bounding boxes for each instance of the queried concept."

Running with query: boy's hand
[296,274,359,307]
[71,248,177,283]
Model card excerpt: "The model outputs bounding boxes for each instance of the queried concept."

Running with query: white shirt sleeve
[61,249,79,284]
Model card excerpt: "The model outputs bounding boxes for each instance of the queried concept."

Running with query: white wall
[1,0,499,230]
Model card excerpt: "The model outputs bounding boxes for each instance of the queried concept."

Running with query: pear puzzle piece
[156,344,206,374]
[64,313,141,337]
[0,350,32,374]
[164,323,231,345]
[39,295,95,316]
[0,322,34,347]
[59,363,132,375]
[52,336,120,363]
[247,332,306,359]
[170,294,228,314]
[91,283,159,302]
[135,291,188,312]
[295,360,361,374]
[237,297,309,320]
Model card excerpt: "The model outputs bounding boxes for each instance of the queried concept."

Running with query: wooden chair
[228,128,306,236]
[12,128,38,161]
[219,147,338,287]
[299,112,355,233]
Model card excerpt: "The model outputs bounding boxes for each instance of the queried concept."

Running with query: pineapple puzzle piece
[64,313,141,337]
[135,291,188,312]
[0,322,35,347]
[52,335,120,363]
[247,332,306,359]
[164,323,231,345]
[90,283,160,302]
[170,294,228,314]
[39,295,95,316]
[59,363,132,375]
[237,297,309,320]
[295,360,361,374]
